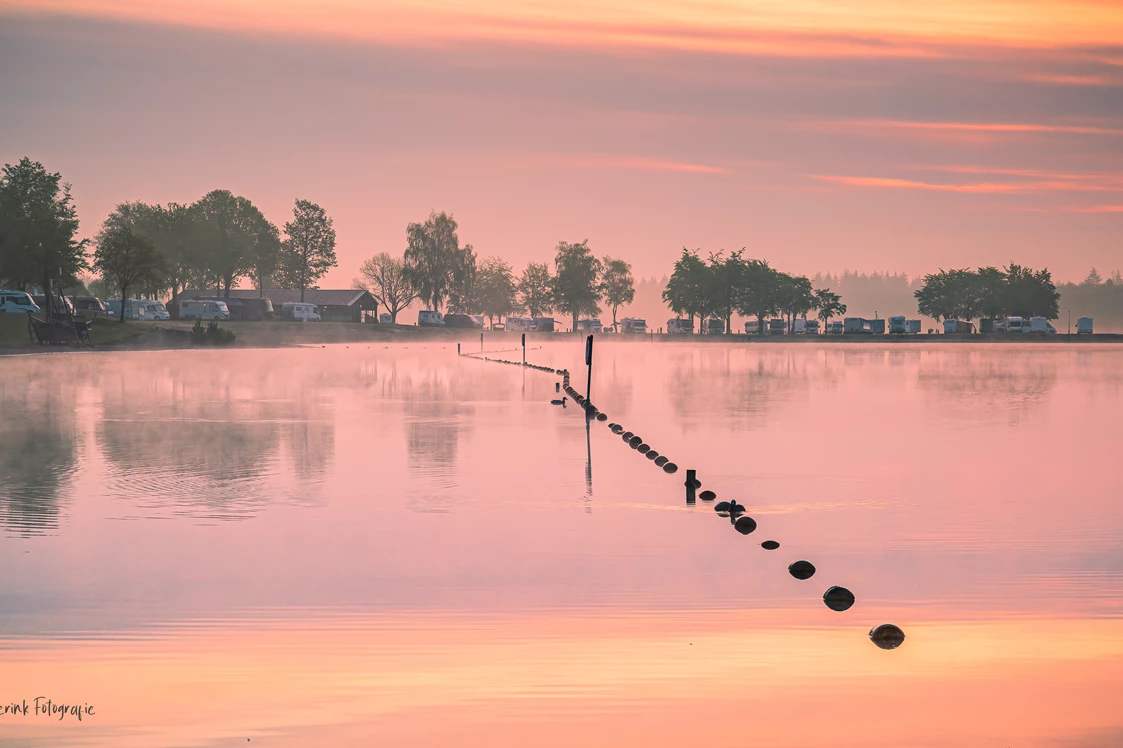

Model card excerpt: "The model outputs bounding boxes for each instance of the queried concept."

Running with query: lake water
[2,341,1122,747]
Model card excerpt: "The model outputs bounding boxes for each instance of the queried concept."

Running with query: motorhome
[141,300,170,320]
[1007,316,1025,333]
[0,290,40,314]
[417,310,444,326]
[444,314,482,328]
[827,321,844,335]
[768,318,786,335]
[669,318,693,335]
[621,317,647,334]
[280,302,320,321]
[106,299,150,320]
[1029,316,1056,334]
[703,318,724,335]
[791,319,807,334]
[179,299,231,321]
[744,320,761,335]
[804,320,820,335]
[1077,317,1094,334]
[533,317,555,333]
[577,318,603,333]
[907,319,922,334]
[944,319,975,334]
[379,313,393,324]
[69,296,110,318]
[889,315,907,334]
[505,317,536,332]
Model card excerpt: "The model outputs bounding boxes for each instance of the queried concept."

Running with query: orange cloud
[811,174,1123,194]
[1066,205,1123,212]
[818,119,1123,136]
[537,155,733,174]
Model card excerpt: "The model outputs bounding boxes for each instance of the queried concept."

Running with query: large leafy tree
[776,273,815,334]
[704,250,750,335]
[0,158,86,315]
[403,211,460,312]
[518,261,554,318]
[736,259,782,334]
[551,240,602,331]
[1005,263,1060,319]
[191,190,276,297]
[354,252,418,323]
[278,199,337,302]
[813,288,846,329]
[476,256,520,327]
[446,244,479,314]
[600,256,635,332]
[662,248,708,326]
[93,224,167,322]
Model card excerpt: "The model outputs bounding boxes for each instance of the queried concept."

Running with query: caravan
[577,318,603,333]
[505,317,536,332]
[668,318,693,335]
[621,317,647,334]
[179,300,230,321]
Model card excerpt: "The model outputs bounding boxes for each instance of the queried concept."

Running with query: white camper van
[179,300,231,321]
[0,290,39,314]
[280,302,320,321]
[505,317,536,332]
[417,310,444,326]
[668,319,693,335]
[1077,317,1093,334]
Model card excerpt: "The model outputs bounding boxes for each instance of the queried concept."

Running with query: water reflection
[0,364,79,535]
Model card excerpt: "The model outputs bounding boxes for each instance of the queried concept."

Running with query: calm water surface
[2,342,1122,747]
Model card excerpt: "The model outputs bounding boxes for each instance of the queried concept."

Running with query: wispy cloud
[1022,72,1118,86]
[811,174,1123,194]
[813,119,1123,137]
[1064,205,1123,212]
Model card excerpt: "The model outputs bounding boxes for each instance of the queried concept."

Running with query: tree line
[353,211,637,330]
[0,157,337,321]
[661,249,846,334]
[914,265,1060,323]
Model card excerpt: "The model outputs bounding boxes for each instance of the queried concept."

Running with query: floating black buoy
[714,501,731,512]
[654,456,668,467]
[699,490,716,501]
[623,431,634,440]
[596,413,607,421]
[637,444,650,454]
[823,586,855,612]
[761,540,780,550]
[788,560,816,580]
[869,624,905,650]
[691,478,702,489]
[734,516,757,535]
[645,451,659,460]
[663,463,678,474]
[629,436,642,447]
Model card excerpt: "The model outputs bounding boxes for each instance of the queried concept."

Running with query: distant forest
[621,270,1123,333]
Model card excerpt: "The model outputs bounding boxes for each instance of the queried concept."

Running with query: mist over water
[1,342,1122,747]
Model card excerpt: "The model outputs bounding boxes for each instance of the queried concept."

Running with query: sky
[1,0,1121,288]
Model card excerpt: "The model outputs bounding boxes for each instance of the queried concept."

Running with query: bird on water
[550,397,568,406]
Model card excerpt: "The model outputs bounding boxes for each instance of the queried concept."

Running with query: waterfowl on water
[551,397,568,406]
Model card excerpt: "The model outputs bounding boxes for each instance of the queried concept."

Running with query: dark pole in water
[685,469,696,504]
[480,332,484,352]
[522,333,526,364]
[585,335,594,402]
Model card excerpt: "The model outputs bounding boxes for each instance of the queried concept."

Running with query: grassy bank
[3,314,1122,353]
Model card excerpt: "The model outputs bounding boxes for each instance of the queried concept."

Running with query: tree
[704,250,750,335]
[776,273,814,334]
[0,158,86,315]
[736,259,782,335]
[191,190,275,297]
[93,225,167,322]
[518,261,554,318]
[278,199,337,302]
[600,257,635,332]
[249,218,282,299]
[551,240,602,331]
[1083,267,1104,285]
[1005,263,1060,319]
[446,244,478,314]
[476,257,520,327]
[813,289,846,329]
[403,211,460,312]
[354,252,418,323]
[915,269,958,322]
[662,248,708,327]
[974,266,1008,320]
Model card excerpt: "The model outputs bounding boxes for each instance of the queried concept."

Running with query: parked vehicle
[907,319,921,334]
[139,300,170,320]
[768,318,786,335]
[1006,316,1025,333]
[827,320,844,335]
[280,302,320,321]
[533,317,555,333]
[1028,316,1056,334]
[577,318,603,333]
[506,316,537,332]
[0,290,40,313]
[31,295,75,315]
[804,319,820,335]
[889,315,907,334]
[744,320,761,335]
[472,315,486,329]
[1077,317,1094,334]
[68,296,110,318]
[704,318,724,335]
[444,313,482,328]
[379,313,393,324]
[669,318,694,335]
[179,299,230,321]
[417,310,444,326]
[790,319,807,334]
[105,299,152,320]
[944,319,976,334]
[621,317,647,334]
[234,297,274,321]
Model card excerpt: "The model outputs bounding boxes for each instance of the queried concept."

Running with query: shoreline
[3,317,1122,355]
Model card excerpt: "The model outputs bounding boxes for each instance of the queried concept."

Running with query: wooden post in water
[522,333,526,364]
[585,335,594,402]
[480,333,484,352]
[457,343,461,356]
[685,469,696,505]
